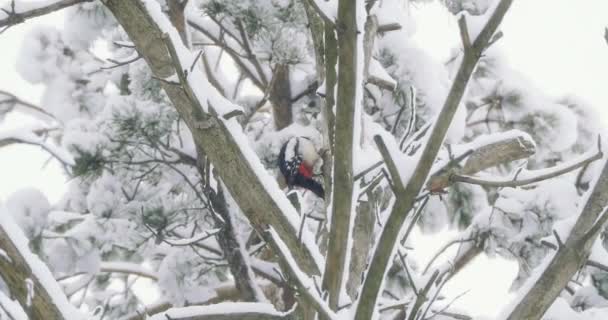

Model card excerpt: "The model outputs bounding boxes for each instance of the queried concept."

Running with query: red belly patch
[298,163,313,178]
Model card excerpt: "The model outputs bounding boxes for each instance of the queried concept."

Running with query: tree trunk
[269,64,293,130]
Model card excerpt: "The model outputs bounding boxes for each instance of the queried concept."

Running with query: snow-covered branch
[0,125,74,166]
[354,1,514,319]
[148,302,291,320]
[453,140,602,188]
[0,209,81,320]
[503,156,608,320]
[102,0,323,290]
[0,0,91,31]
[267,228,338,320]
[427,130,536,191]
[0,90,56,122]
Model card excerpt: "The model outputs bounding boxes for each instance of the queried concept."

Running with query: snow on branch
[0,90,56,122]
[0,208,82,320]
[267,228,338,320]
[502,154,608,320]
[103,0,323,284]
[308,0,337,25]
[148,302,292,320]
[98,262,158,281]
[453,139,602,188]
[120,281,278,320]
[0,0,91,32]
[0,124,74,166]
[354,1,514,319]
[0,290,28,320]
[427,130,536,191]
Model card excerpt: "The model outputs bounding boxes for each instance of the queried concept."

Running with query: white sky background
[0,0,607,318]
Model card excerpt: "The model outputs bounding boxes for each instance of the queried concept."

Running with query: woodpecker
[278,137,325,199]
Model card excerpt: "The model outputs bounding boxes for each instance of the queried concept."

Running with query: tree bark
[269,64,293,130]
[322,0,358,311]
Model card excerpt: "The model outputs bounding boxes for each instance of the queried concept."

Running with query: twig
[102,52,142,70]
[422,237,476,274]
[0,90,56,121]
[397,251,418,296]
[458,16,472,53]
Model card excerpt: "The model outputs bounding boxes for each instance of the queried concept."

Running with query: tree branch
[187,18,265,90]
[0,90,56,122]
[426,131,535,192]
[354,1,514,319]
[148,302,291,320]
[322,0,359,311]
[505,156,608,320]
[103,0,322,283]
[453,144,602,188]
[268,228,338,320]
[0,0,92,31]
[0,214,78,320]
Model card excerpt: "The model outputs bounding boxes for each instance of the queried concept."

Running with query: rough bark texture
[269,64,293,130]
[0,222,71,320]
[103,0,320,279]
[322,0,358,311]
[505,156,608,320]
[354,1,514,319]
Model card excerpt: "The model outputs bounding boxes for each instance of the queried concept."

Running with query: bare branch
[422,237,476,274]
[374,134,405,194]
[235,19,269,86]
[187,18,265,90]
[406,270,440,320]
[458,16,472,53]
[102,52,142,70]
[377,23,402,34]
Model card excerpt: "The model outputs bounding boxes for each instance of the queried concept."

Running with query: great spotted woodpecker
[278,137,325,199]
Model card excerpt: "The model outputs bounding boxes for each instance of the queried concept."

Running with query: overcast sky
[0,0,607,317]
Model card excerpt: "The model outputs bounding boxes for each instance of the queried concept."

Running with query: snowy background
[1,0,607,318]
